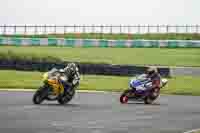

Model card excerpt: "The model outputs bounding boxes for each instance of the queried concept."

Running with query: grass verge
[0,70,200,96]
[193,131,200,133]
[194,131,200,133]
[0,46,200,67]
[1,33,200,40]
[0,49,61,63]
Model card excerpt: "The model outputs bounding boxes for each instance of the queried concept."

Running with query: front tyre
[58,88,75,105]
[120,89,132,104]
[33,89,44,104]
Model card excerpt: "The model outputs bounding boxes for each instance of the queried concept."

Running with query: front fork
[38,85,50,99]
[59,79,73,96]
[125,88,136,97]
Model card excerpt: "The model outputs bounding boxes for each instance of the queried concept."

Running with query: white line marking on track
[0,89,110,93]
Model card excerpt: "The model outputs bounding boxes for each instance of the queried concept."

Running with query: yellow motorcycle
[32,69,76,105]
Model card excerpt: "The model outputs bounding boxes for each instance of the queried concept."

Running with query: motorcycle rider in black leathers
[53,63,80,96]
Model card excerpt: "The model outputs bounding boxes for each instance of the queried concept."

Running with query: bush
[0,50,61,63]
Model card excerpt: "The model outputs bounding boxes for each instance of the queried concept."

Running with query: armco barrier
[0,59,170,77]
[0,37,200,48]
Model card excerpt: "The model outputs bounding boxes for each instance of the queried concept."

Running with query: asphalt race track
[1,91,200,133]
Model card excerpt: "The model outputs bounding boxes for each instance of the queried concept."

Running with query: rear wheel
[144,96,154,104]
[58,88,75,105]
[144,89,160,104]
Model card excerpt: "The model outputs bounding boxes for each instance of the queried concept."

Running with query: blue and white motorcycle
[120,74,168,104]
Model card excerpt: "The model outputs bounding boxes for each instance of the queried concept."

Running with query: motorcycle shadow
[36,103,81,107]
[126,102,163,106]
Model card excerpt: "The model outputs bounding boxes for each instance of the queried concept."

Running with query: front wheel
[57,88,75,105]
[120,89,132,104]
[33,88,45,104]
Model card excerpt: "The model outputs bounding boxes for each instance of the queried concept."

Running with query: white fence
[0,25,199,35]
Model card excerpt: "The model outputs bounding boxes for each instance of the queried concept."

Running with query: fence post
[34,25,37,35]
[100,25,103,39]
[74,25,80,38]
[186,25,188,33]
[157,25,159,33]
[64,26,66,34]
[44,25,47,35]
[110,25,113,34]
[138,25,140,33]
[24,25,27,35]
[166,25,169,33]
[54,25,56,34]
[176,25,178,33]
[128,25,131,34]
[74,24,76,33]
[83,25,86,39]
[91,24,95,39]
[128,25,131,40]
[119,25,122,34]
[82,25,86,33]
[92,24,95,33]
[110,25,113,35]
[3,24,6,35]
[147,25,150,33]
[14,25,17,34]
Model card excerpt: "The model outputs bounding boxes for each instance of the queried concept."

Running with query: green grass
[189,131,200,133]
[0,46,200,67]
[0,49,61,63]
[1,33,200,40]
[0,70,200,96]
[161,76,200,95]
[193,131,200,133]
[0,70,129,91]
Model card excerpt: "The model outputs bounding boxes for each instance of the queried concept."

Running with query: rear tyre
[58,88,75,105]
[144,88,160,104]
[144,96,153,104]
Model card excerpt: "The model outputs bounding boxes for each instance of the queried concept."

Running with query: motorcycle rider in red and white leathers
[145,67,161,96]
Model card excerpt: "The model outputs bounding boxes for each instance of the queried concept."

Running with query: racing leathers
[59,68,80,94]
[145,72,161,92]
[48,67,80,95]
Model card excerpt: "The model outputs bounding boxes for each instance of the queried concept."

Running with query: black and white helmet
[64,63,78,77]
[146,67,158,76]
